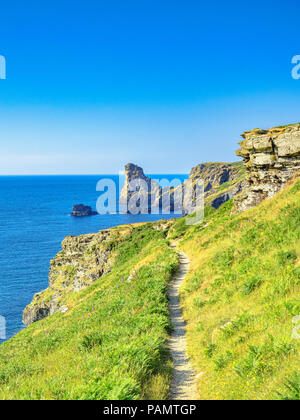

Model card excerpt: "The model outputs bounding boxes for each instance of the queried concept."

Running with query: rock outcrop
[119,163,160,213]
[120,161,244,214]
[23,228,125,325]
[71,204,98,217]
[22,221,170,326]
[186,162,244,209]
[234,124,300,212]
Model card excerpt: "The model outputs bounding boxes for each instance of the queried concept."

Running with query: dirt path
[168,244,197,400]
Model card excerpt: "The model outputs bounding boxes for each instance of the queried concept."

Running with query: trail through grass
[168,178,300,400]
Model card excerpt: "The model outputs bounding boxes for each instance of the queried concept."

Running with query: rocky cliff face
[234,124,300,212]
[119,163,160,213]
[22,221,170,326]
[187,162,244,209]
[120,161,244,214]
[23,227,127,325]
[22,123,300,326]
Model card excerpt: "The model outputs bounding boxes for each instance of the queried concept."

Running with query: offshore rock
[70,204,98,217]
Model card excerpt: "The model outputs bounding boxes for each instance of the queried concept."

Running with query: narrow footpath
[168,244,197,400]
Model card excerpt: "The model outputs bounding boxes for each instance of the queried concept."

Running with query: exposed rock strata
[120,162,244,214]
[234,124,300,212]
[186,162,244,209]
[23,229,118,325]
[23,221,170,326]
[119,163,160,213]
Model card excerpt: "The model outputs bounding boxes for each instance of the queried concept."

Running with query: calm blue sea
[0,174,187,343]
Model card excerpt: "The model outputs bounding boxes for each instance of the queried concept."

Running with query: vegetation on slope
[1,177,299,400]
[0,224,178,400]
[169,177,300,400]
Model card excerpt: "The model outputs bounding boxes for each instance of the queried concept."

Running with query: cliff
[23,123,300,326]
[22,221,171,326]
[6,222,177,400]
[119,163,160,213]
[2,122,300,400]
[120,161,245,214]
[186,161,244,209]
[23,227,127,325]
[234,123,300,211]
[3,169,300,401]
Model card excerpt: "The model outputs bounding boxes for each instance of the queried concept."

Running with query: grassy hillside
[1,178,299,400]
[169,176,300,400]
[0,224,178,400]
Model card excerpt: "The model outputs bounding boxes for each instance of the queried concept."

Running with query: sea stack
[70,204,98,217]
[119,163,160,213]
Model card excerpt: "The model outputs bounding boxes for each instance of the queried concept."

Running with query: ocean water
[0,174,187,343]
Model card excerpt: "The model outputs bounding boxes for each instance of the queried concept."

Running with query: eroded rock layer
[120,161,244,214]
[22,227,126,325]
[234,124,300,212]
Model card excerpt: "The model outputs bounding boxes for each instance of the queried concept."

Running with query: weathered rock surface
[120,162,244,214]
[186,162,244,209]
[119,163,160,213]
[70,204,98,217]
[234,124,300,212]
[23,228,121,325]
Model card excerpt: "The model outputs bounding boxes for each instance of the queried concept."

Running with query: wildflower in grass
[92,307,95,312]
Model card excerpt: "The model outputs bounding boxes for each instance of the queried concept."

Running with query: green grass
[1,176,299,400]
[0,224,179,400]
[276,372,300,400]
[174,178,300,400]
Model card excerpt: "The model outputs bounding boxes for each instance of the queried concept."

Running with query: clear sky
[1,0,300,174]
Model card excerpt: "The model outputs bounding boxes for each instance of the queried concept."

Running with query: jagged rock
[120,163,160,213]
[187,162,244,202]
[22,298,59,326]
[23,229,119,325]
[70,204,98,217]
[120,161,245,215]
[234,123,300,212]
[211,184,242,209]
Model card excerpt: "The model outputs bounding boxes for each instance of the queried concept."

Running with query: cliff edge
[234,123,300,211]
[23,228,123,325]
[120,161,245,214]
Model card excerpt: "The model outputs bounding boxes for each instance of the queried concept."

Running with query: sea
[0,174,187,343]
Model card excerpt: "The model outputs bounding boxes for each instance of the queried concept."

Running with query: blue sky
[1,0,300,174]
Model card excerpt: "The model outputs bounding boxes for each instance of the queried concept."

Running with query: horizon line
[0,172,190,176]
